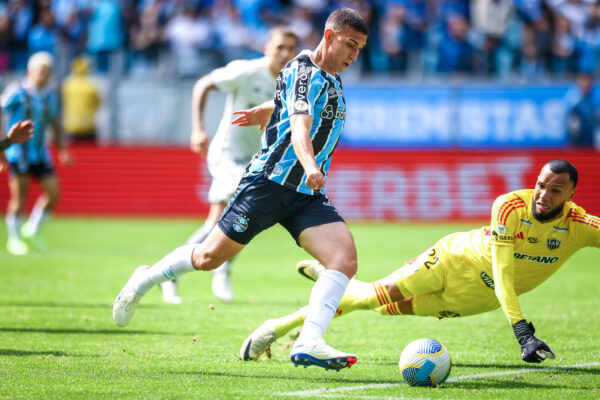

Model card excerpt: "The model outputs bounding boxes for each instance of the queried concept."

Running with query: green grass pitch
[1,217,598,399]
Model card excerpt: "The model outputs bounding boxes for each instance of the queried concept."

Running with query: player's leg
[113,175,277,327]
[160,201,228,304]
[287,221,359,370]
[21,172,59,251]
[5,174,30,255]
[113,227,245,327]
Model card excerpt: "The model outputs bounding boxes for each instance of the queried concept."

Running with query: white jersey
[208,57,276,165]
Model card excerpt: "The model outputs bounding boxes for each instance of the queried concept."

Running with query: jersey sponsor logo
[233,215,249,233]
[492,231,513,242]
[552,226,569,233]
[320,104,334,119]
[527,237,538,244]
[294,100,309,112]
[480,271,495,289]
[521,218,533,226]
[515,232,524,240]
[513,252,559,264]
[547,238,561,250]
[327,87,338,99]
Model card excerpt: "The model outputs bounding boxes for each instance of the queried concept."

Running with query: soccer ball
[398,338,452,387]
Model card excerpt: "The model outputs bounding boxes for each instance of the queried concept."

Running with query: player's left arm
[490,196,555,363]
[231,100,275,130]
[50,117,72,165]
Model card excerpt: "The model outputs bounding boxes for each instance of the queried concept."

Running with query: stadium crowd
[0,0,598,81]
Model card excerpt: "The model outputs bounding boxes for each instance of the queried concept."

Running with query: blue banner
[342,85,571,148]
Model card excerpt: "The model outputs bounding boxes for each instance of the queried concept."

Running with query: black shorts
[218,174,345,245]
[9,160,55,179]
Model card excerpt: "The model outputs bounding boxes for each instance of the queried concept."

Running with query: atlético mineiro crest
[547,238,561,250]
[233,215,249,233]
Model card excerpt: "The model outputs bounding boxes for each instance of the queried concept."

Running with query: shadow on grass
[0,349,100,358]
[0,327,169,335]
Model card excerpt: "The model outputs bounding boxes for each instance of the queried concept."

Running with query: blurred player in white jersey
[159,27,299,304]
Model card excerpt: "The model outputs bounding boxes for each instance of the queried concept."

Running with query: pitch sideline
[277,362,600,398]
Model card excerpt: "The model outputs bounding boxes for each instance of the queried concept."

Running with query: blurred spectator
[8,0,34,70]
[61,56,101,142]
[52,0,87,79]
[0,12,11,72]
[86,0,125,75]
[164,3,217,78]
[128,0,165,77]
[471,0,513,76]
[565,72,599,148]
[212,0,257,63]
[437,13,475,73]
[27,8,58,56]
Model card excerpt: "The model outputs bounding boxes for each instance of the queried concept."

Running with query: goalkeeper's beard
[531,202,564,222]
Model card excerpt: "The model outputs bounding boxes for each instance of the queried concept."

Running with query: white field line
[277,362,600,398]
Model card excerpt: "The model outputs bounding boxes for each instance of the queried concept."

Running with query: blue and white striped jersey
[2,79,59,165]
[246,50,346,195]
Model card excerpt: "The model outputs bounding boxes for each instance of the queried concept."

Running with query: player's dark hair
[545,159,578,187]
[325,8,369,36]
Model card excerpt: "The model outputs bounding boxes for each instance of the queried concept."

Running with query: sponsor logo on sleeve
[294,100,309,112]
[492,223,513,242]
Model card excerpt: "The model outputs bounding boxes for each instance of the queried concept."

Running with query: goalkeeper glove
[512,319,555,363]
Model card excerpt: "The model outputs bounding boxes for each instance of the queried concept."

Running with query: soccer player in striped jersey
[2,52,71,255]
[158,27,299,304]
[241,159,599,364]
[114,8,368,371]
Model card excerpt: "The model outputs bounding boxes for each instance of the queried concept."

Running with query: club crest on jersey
[546,238,561,250]
[233,215,249,233]
[273,164,283,175]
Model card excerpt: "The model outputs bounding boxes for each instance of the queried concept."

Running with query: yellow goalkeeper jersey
[466,189,600,325]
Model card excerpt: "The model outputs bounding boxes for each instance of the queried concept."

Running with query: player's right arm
[490,194,555,363]
[289,113,325,191]
[190,75,217,156]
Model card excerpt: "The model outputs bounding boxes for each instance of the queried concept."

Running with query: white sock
[5,214,22,240]
[296,269,349,345]
[212,259,232,277]
[26,203,49,234]
[186,222,215,245]
[134,244,197,295]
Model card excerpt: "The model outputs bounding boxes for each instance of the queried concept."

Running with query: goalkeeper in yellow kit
[241,159,600,364]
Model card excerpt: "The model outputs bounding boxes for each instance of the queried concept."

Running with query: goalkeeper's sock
[373,300,411,316]
[336,279,393,315]
[269,306,308,338]
[134,244,197,295]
